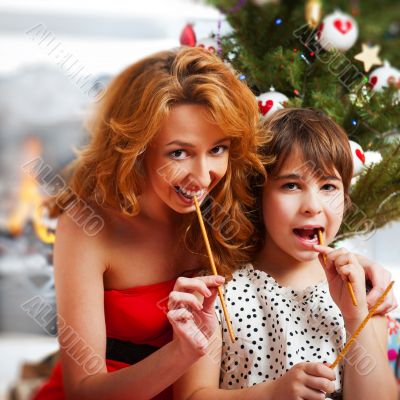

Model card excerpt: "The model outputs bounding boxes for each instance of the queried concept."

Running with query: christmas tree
[205,0,400,241]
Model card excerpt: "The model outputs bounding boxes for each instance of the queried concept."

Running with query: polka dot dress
[215,264,346,396]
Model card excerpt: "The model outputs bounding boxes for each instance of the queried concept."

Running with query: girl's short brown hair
[251,108,353,249]
[262,108,353,194]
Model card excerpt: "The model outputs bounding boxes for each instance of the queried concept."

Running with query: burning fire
[7,137,55,244]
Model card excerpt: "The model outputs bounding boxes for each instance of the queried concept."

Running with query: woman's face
[143,104,231,214]
[262,150,345,263]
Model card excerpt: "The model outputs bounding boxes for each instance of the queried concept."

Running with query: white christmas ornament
[349,140,366,176]
[256,87,288,120]
[317,10,358,52]
[197,37,219,54]
[369,61,400,92]
[364,150,382,168]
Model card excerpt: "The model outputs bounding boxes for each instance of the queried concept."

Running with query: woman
[33,47,267,400]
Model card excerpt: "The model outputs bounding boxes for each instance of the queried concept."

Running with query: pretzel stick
[193,196,235,343]
[317,229,357,307]
[330,280,394,369]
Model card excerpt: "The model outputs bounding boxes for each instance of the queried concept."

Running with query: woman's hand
[354,253,398,314]
[313,245,368,321]
[268,362,336,400]
[167,275,224,362]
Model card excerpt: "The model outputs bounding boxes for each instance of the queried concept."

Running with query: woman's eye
[322,183,337,191]
[282,182,299,190]
[210,145,228,155]
[169,149,188,160]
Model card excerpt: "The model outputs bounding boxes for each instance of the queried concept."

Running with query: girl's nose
[300,190,323,216]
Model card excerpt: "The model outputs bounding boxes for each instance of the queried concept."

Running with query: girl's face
[143,103,231,214]
[262,150,345,263]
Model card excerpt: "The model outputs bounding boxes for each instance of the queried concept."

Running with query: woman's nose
[188,156,213,189]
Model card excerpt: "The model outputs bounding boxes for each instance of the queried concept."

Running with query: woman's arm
[54,211,215,400]
[342,316,397,400]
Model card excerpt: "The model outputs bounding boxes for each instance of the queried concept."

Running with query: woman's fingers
[365,267,397,313]
[168,291,203,311]
[169,275,225,311]
[202,287,219,313]
[167,308,194,323]
[167,309,208,355]
[173,275,225,298]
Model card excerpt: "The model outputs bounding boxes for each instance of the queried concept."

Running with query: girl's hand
[354,253,398,314]
[313,245,368,321]
[269,362,336,400]
[167,275,224,361]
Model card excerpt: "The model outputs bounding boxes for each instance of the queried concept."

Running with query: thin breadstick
[317,229,358,307]
[330,281,394,369]
[193,196,235,343]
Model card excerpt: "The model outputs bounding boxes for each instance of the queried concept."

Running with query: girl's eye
[168,149,188,160]
[322,183,337,191]
[210,145,228,155]
[282,182,299,190]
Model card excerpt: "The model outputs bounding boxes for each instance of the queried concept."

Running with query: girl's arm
[173,313,336,400]
[55,211,221,400]
[342,315,397,400]
[173,326,274,400]
[314,245,397,400]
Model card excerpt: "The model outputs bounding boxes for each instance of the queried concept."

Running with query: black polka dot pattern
[215,264,345,393]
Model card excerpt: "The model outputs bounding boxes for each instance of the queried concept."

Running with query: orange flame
[7,137,55,244]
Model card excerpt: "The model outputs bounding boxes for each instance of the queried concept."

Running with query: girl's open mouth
[293,227,323,245]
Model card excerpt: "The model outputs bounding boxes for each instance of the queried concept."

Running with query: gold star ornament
[354,44,382,72]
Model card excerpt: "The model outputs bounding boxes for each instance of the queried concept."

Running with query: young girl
[32,47,267,400]
[174,108,397,399]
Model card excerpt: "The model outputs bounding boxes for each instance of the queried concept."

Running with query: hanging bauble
[317,10,358,52]
[197,37,219,54]
[349,140,365,176]
[305,0,322,29]
[256,87,289,120]
[364,151,383,168]
[369,61,400,92]
[180,23,196,47]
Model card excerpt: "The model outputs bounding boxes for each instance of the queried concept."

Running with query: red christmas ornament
[180,24,196,47]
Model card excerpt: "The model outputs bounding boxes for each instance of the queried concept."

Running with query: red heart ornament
[333,19,352,34]
[355,149,365,164]
[180,24,196,47]
[370,76,378,87]
[258,100,273,116]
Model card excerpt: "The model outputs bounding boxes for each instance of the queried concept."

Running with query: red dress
[32,278,176,400]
